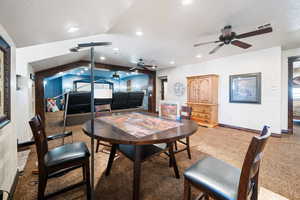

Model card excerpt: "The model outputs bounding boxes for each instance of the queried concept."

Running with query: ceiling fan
[194,24,273,54]
[129,58,158,71]
[112,71,120,79]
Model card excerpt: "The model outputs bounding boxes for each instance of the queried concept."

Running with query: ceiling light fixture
[136,31,143,36]
[100,56,106,60]
[80,70,84,73]
[152,65,157,70]
[76,72,80,76]
[84,67,88,71]
[58,72,64,75]
[181,0,193,6]
[196,54,202,58]
[68,26,79,33]
[113,47,119,51]
[170,61,175,65]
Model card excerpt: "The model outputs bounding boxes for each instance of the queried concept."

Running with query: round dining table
[82,112,198,200]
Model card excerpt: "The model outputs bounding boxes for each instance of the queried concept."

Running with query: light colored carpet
[17,149,30,172]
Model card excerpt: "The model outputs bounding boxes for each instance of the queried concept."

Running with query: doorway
[161,78,168,100]
[288,56,300,135]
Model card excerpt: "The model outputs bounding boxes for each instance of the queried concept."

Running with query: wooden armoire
[187,74,219,128]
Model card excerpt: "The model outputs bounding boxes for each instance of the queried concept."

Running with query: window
[293,88,300,99]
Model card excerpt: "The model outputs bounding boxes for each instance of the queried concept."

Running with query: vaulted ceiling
[1,0,300,70]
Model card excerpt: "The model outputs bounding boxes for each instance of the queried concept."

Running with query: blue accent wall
[45,72,150,110]
[44,77,63,109]
[44,77,62,99]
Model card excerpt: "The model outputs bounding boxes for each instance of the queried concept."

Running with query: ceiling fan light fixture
[181,0,193,6]
[135,31,143,36]
[67,26,79,33]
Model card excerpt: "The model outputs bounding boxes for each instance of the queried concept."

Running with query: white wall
[15,61,34,142]
[281,48,300,131]
[0,24,18,194]
[157,47,282,134]
[15,35,99,142]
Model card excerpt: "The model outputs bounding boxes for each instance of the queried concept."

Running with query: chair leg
[169,149,172,167]
[169,142,180,178]
[251,172,259,200]
[38,174,47,200]
[96,139,100,153]
[183,178,191,200]
[82,164,86,181]
[186,137,192,159]
[105,144,117,176]
[175,141,178,151]
[85,161,91,200]
[203,194,209,200]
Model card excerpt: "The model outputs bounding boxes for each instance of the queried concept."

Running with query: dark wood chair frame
[183,128,271,200]
[95,104,113,153]
[29,115,91,200]
[174,106,192,159]
[164,106,192,162]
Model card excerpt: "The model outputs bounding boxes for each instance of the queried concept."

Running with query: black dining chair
[29,115,91,200]
[95,104,113,153]
[174,106,192,159]
[183,125,271,200]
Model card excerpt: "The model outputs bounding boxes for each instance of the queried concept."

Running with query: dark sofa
[66,91,144,115]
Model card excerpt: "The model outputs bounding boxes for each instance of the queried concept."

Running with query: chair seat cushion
[118,143,167,162]
[45,142,90,168]
[184,156,241,200]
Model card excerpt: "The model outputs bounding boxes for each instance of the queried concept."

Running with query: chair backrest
[29,115,48,172]
[95,104,112,117]
[180,106,192,120]
[238,125,271,200]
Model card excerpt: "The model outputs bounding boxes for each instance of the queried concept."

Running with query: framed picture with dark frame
[0,36,11,129]
[229,72,261,104]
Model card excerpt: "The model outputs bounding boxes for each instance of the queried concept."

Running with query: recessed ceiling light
[170,61,175,65]
[135,31,143,36]
[196,54,202,58]
[58,72,64,75]
[100,56,106,60]
[181,0,193,6]
[76,73,80,76]
[84,67,88,71]
[113,47,119,51]
[68,27,79,33]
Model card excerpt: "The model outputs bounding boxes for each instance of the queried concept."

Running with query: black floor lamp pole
[90,46,95,199]
[69,42,112,200]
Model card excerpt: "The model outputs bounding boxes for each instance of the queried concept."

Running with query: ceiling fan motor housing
[219,32,236,44]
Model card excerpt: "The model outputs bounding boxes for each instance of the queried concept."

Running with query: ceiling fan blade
[209,43,224,54]
[231,40,252,49]
[144,65,157,70]
[194,40,221,47]
[129,67,137,71]
[235,27,272,39]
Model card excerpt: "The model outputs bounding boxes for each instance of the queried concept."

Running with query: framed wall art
[0,36,11,129]
[229,72,261,104]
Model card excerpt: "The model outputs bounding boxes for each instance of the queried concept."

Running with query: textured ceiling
[2,0,300,70]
